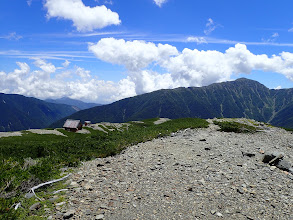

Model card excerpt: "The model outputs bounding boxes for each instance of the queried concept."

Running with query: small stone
[100,205,110,210]
[70,181,78,187]
[262,152,284,164]
[96,214,104,220]
[199,139,206,141]
[216,212,223,217]
[56,202,66,206]
[47,216,53,220]
[29,202,41,211]
[276,159,292,171]
[63,209,75,219]
[242,152,255,157]
[25,193,34,199]
[211,210,217,215]
[84,184,93,190]
[237,188,244,194]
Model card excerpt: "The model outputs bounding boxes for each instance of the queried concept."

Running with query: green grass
[0,118,208,219]
[213,120,257,133]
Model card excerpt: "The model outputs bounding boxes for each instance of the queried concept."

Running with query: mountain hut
[63,119,82,132]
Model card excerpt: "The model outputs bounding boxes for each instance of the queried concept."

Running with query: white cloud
[204,18,220,35]
[0,60,135,103]
[75,66,91,79]
[44,0,121,32]
[274,85,282,90]
[154,0,168,7]
[272,33,279,38]
[89,38,178,71]
[263,32,279,43]
[187,36,207,44]
[33,58,56,73]
[0,32,22,40]
[62,60,70,68]
[27,0,32,6]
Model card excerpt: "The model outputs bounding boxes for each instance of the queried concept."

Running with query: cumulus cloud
[0,60,136,103]
[89,38,178,71]
[154,0,168,7]
[274,85,282,90]
[89,38,293,95]
[44,0,121,32]
[33,58,56,73]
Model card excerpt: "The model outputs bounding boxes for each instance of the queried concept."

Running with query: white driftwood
[30,173,71,200]
[53,189,68,194]
[14,202,21,210]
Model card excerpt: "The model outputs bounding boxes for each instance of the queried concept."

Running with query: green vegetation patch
[0,118,208,218]
[213,120,257,133]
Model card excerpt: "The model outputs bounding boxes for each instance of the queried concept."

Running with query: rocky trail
[48,120,293,220]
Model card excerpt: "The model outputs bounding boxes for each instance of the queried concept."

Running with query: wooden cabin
[63,119,82,132]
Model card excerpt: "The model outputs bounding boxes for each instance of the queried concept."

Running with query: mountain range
[0,93,78,132]
[45,97,101,110]
[51,78,293,129]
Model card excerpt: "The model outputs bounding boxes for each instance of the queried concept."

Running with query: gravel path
[51,121,293,220]
[154,118,170,125]
[0,131,22,138]
[0,129,67,138]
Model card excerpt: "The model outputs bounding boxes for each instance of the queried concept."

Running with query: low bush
[213,120,257,133]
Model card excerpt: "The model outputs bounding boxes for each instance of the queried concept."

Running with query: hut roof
[63,119,81,129]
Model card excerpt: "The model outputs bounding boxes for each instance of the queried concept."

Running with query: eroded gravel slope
[54,122,293,220]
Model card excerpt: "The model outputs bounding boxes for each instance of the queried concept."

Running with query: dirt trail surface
[0,129,66,138]
[0,131,22,138]
[52,121,293,220]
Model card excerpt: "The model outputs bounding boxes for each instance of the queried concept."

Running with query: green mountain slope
[0,93,78,131]
[50,78,293,128]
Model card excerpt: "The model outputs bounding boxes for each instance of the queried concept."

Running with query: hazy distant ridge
[0,93,78,132]
[45,97,101,110]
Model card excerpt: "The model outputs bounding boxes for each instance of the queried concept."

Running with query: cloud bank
[2,39,293,103]
[0,59,135,103]
[89,38,293,95]
[44,0,121,32]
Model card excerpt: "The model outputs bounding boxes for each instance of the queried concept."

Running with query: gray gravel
[51,120,293,220]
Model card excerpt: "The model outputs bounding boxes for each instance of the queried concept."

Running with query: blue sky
[1,0,293,103]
